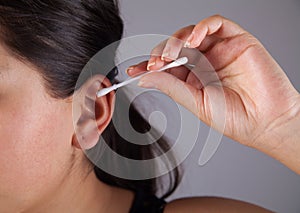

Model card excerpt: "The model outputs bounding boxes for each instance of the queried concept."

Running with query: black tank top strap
[129,190,166,213]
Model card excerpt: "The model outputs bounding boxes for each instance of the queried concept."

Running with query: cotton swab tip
[96,57,189,98]
[176,57,188,66]
[96,87,113,97]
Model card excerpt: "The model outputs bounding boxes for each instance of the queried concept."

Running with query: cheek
[0,95,74,202]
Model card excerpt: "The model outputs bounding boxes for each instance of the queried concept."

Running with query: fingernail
[147,61,156,71]
[161,52,169,61]
[184,41,191,48]
[138,80,156,88]
[184,31,194,48]
[126,66,134,75]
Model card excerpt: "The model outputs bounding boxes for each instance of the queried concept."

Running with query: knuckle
[211,14,223,19]
[181,25,195,33]
[187,24,196,29]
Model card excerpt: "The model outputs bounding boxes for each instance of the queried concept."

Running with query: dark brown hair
[0,0,180,199]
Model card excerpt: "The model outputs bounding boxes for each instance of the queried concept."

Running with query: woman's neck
[27,168,134,213]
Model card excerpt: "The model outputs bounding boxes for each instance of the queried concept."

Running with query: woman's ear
[72,75,115,150]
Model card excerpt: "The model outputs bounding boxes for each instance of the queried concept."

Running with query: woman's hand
[127,15,300,173]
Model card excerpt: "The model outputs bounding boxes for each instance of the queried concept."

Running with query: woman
[0,0,177,212]
[0,0,297,212]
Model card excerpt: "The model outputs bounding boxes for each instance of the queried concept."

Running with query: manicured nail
[147,61,156,71]
[126,66,134,75]
[184,41,191,48]
[161,52,169,61]
[184,31,195,48]
[138,80,156,88]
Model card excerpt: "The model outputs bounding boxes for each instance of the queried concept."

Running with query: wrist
[254,95,300,174]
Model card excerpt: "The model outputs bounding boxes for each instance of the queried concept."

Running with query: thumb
[138,72,205,119]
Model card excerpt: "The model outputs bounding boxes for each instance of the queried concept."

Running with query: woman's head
[0,0,122,209]
[0,0,179,211]
[0,0,123,98]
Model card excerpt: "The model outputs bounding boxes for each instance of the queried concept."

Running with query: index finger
[126,59,191,83]
[147,25,195,71]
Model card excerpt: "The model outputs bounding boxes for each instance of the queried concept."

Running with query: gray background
[119,1,300,212]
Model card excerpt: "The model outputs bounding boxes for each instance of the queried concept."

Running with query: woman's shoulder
[164,197,272,213]
[128,189,272,213]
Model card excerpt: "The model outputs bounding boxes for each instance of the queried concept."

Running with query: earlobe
[72,75,115,150]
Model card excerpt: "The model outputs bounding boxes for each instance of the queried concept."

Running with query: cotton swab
[96,57,188,98]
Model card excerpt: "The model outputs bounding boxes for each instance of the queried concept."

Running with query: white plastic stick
[97,57,188,98]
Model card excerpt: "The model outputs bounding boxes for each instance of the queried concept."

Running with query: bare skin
[165,197,270,213]
[0,43,134,213]
[128,15,300,176]
[0,15,294,212]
